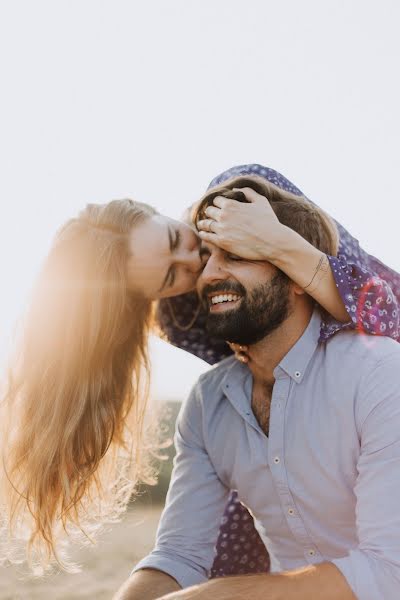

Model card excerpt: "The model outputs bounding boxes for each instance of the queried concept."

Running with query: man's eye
[227,253,243,261]
[200,247,211,261]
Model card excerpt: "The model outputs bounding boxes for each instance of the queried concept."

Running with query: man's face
[197,242,293,345]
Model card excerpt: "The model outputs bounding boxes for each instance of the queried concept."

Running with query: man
[115,182,400,600]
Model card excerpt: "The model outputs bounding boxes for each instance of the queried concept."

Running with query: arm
[115,383,229,597]
[270,224,349,323]
[157,562,355,599]
[114,568,181,600]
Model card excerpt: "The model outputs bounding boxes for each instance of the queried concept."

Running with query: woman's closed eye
[164,228,181,289]
[166,264,176,288]
[172,228,181,251]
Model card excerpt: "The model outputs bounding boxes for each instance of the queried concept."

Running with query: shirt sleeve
[331,352,400,600]
[327,254,399,341]
[132,382,230,588]
[322,218,400,342]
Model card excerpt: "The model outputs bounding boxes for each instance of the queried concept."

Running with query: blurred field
[0,503,163,600]
[0,402,180,600]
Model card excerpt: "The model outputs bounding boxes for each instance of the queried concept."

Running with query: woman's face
[127,214,206,299]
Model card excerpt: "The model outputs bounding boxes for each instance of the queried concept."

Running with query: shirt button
[288,508,295,516]
[308,549,315,556]
[273,456,280,464]
[295,371,301,378]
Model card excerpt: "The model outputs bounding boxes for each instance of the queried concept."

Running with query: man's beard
[202,271,292,345]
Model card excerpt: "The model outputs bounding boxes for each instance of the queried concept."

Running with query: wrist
[258,224,298,264]
[272,226,322,267]
[269,226,328,291]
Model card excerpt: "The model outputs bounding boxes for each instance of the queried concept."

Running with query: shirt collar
[275,308,322,384]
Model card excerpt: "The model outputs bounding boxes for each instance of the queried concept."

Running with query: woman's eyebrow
[157,225,175,293]
[171,228,181,250]
[167,224,174,251]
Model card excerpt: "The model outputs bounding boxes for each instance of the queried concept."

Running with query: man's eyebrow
[157,225,174,293]
[199,242,211,258]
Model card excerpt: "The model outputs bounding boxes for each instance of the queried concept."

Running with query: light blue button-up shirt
[134,310,400,600]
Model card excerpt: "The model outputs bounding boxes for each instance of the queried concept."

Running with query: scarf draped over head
[208,164,304,195]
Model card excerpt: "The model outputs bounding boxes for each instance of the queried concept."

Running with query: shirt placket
[268,370,323,564]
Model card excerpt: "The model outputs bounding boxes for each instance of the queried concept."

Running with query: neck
[246,301,314,386]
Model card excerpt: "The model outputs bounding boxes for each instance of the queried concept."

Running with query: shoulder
[179,356,239,430]
[181,355,238,412]
[325,331,400,430]
[196,355,239,391]
[325,329,400,368]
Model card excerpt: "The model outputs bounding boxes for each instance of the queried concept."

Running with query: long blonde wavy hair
[0,199,159,572]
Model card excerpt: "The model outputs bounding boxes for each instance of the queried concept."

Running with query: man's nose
[198,253,226,285]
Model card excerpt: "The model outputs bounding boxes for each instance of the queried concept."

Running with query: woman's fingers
[197,218,220,233]
[198,230,217,243]
[232,186,265,203]
[204,205,221,220]
[212,196,235,209]
[198,186,279,260]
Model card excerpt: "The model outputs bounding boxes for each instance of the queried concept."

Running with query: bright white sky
[0,0,399,401]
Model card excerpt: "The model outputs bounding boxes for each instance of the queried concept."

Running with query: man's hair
[194,175,339,256]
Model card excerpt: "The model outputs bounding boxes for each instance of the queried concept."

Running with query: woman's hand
[197,187,286,262]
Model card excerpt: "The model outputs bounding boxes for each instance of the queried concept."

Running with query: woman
[0,165,398,573]
[0,199,207,572]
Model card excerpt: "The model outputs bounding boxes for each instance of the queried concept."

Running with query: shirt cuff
[132,552,209,590]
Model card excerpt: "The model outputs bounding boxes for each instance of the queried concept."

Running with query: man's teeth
[211,294,241,305]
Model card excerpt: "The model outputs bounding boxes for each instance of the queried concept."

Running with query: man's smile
[207,292,243,313]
